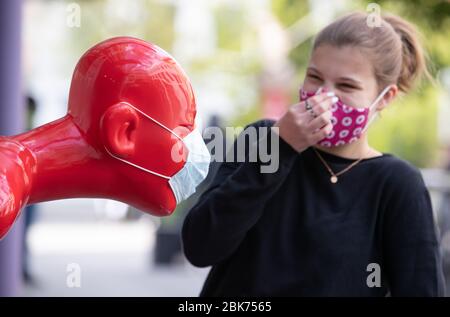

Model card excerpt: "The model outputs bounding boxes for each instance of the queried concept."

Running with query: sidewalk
[19,199,209,297]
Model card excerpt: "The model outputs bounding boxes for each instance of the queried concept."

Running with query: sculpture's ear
[100,102,140,158]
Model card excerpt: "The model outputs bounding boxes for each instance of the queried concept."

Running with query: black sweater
[182,119,445,297]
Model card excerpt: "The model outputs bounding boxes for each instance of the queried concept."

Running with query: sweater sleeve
[182,119,299,267]
[382,163,446,297]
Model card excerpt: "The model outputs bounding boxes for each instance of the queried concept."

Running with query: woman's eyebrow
[307,67,363,86]
[338,76,363,86]
[307,66,322,74]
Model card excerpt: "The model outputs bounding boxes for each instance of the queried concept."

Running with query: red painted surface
[0,37,197,239]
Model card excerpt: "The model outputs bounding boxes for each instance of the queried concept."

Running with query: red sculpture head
[0,37,209,239]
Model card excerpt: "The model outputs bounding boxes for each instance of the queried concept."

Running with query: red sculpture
[0,37,210,239]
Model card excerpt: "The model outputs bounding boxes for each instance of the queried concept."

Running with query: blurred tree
[269,0,450,167]
[369,86,439,167]
[65,0,175,64]
[271,0,310,27]
[63,0,449,167]
[361,0,450,167]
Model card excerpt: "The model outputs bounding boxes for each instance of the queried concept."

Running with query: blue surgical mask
[104,102,211,204]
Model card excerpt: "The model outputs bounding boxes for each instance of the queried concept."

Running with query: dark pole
[0,0,24,296]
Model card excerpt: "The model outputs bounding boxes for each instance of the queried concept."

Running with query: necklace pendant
[330,175,338,183]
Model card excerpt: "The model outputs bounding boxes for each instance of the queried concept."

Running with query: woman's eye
[339,83,357,90]
[307,74,322,81]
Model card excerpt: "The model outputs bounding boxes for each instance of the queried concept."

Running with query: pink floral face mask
[299,86,392,147]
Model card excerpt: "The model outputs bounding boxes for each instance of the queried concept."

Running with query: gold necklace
[313,147,370,184]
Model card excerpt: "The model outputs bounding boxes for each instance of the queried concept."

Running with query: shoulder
[381,155,425,187]
[243,119,276,130]
[237,118,278,147]
[380,156,438,245]
[378,154,429,205]
[241,119,282,146]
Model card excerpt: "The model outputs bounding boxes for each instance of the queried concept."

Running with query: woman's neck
[12,115,114,204]
[313,135,382,160]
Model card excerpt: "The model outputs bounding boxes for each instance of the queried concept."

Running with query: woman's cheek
[302,79,320,92]
[338,92,366,109]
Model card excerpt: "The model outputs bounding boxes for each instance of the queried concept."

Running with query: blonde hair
[312,12,432,93]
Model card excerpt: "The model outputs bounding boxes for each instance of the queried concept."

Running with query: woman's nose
[315,85,333,94]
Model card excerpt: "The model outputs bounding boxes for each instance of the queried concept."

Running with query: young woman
[182,11,445,296]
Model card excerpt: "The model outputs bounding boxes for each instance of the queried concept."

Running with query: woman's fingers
[308,98,335,120]
[307,110,332,132]
[274,91,338,152]
[310,121,333,144]
[296,92,336,114]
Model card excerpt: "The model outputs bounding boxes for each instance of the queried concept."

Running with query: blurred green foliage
[66,0,449,168]
[270,0,450,167]
[360,0,449,167]
[66,0,175,63]
[369,86,439,166]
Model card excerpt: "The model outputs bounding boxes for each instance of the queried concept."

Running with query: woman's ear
[100,102,140,158]
[378,84,398,110]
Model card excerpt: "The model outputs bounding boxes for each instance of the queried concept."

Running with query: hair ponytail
[382,14,432,93]
[313,11,433,94]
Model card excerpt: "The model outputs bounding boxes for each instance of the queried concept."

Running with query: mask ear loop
[103,101,190,180]
[360,85,393,135]
[104,146,171,180]
[121,102,184,142]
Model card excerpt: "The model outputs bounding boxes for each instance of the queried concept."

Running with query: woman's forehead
[309,44,374,82]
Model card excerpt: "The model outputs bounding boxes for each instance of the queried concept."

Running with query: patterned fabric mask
[299,86,392,147]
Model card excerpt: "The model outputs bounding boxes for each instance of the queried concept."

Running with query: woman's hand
[272,92,338,153]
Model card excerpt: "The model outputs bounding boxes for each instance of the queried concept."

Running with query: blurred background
[0,0,449,296]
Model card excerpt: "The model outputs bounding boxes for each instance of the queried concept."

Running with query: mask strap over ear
[361,85,393,134]
[121,102,184,142]
[369,85,393,111]
[102,101,191,180]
